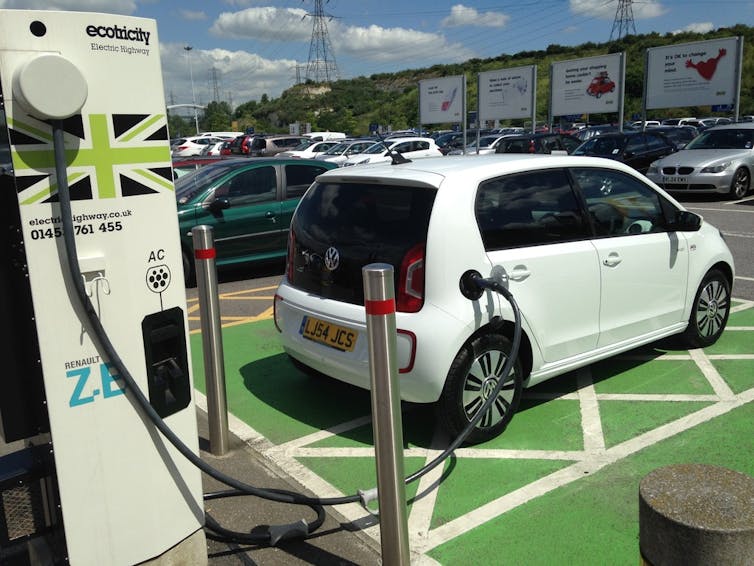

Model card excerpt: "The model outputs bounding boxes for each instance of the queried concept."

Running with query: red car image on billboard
[586,71,615,98]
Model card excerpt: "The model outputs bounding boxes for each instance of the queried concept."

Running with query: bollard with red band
[191,225,229,456]
[362,263,411,565]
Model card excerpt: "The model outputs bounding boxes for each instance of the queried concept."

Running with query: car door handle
[509,266,531,281]
[603,253,622,267]
[265,211,277,223]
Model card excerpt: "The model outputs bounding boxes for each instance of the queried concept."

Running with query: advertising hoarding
[478,65,536,122]
[550,53,623,117]
[645,37,742,110]
[419,75,465,125]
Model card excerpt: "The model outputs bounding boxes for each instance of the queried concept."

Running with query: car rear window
[288,182,437,304]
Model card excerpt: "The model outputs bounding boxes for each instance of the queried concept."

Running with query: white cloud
[441,4,509,28]
[210,7,310,42]
[570,0,667,20]
[672,22,715,34]
[334,23,473,63]
[0,0,136,13]
[179,10,207,21]
[161,42,297,105]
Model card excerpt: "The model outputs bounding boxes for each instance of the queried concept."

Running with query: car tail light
[397,243,425,313]
[177,145,188,151]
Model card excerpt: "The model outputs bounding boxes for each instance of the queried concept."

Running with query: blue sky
[1,0,752,110]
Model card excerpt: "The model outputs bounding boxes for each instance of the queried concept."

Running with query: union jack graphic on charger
[9,112,173,205]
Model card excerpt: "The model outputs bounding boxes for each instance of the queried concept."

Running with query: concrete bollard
[639,463,754,566]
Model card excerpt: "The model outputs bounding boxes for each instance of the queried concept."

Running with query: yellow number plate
[300,315,358,352]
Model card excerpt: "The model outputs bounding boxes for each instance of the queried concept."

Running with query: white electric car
[274,154,734,443]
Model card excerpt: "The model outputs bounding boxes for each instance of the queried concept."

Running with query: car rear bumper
[274,280,466,404]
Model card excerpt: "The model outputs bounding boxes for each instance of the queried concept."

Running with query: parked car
[175,157,338,285]
[448,134,514,155]
[275,140,340,159]
[649,126,699,149]
[275,154,734,444]
[494,133,581,155]
[172,156,229,180]
[646,123,754,199]
[171,136,226,157]
[199,141,226,157]
[434,131,487,155]
[571,130,677,173]
[574,125,621,142]
[314,139,376,166]
[228,134,259,156]
[303,131,346,142]
[248,135,310,157]
[342,137,442,166]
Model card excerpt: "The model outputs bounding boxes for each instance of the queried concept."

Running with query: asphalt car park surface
[185,192,754,564]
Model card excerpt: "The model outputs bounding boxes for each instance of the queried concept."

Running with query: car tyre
[730,167,750,199]
[680,269,731,348]
[437,332,523,445]
[182,249,196,288]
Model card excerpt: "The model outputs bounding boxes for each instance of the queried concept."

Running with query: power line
[610,0,637,41]
[304,0,339,83]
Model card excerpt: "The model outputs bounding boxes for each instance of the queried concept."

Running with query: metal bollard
[191,225,229,456]
[362,263,410,565]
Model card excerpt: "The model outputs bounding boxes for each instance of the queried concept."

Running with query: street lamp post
[184,45,199,135]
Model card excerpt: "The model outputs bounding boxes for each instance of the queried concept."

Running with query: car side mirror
[209,197,231,212]
[673,210,702,231]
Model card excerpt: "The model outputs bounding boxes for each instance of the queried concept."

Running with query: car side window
[625,135,645,154]
[216,166,277,204]
[475,169,589,250]
[570,168,667,236]
[645,133,670,151]
[284,164,330,199]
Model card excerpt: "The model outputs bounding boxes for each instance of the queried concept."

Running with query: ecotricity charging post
[0,10,205,564]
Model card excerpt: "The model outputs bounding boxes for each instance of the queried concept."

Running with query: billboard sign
[477,65,536,122]
[550,53,623,116]
[419,75,464,125]
[645,37,742,110]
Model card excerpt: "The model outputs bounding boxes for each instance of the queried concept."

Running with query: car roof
[317,154,642,190]
[705,123,754,130]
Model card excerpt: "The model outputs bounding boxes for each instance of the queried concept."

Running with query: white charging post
[0,10,205,564]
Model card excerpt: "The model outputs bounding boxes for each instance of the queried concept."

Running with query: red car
[586,72,615,98]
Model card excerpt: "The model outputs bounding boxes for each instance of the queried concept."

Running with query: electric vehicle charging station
[0,9,205,564]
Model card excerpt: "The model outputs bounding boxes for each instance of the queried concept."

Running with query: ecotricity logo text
[86,24,151,46]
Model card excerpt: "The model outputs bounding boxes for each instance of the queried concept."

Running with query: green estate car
[175,157,337,285]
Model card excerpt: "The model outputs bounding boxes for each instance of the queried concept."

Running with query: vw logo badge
[323,247,340,271]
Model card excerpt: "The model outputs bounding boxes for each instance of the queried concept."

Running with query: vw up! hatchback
[275,155,734,443]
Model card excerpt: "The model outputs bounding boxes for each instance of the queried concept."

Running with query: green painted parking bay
[190,298,754,564]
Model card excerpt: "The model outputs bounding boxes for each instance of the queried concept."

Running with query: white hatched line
[689,348,736,399]
[731,299,754,312]
[727,326,754,331]
[577,368,605,452]
[707,354,754,360]
[408,429,451,552]
[274,414,373,451]
[594,393,720,402]
[420,387,754,554]
[283,447,429,458]
[450,448,584,461]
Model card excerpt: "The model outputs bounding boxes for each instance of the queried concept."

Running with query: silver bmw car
[646,123,754,199]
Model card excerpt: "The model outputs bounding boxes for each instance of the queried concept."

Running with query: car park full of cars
[341,137,442,166]
[175,157,338,285]
[495,133,581,155]
[571,130,677,173]
[171,135,227,157]
[275,140,341,159]
[313,139,376,166]
[274,154,734,444]
[646,123,754,199]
